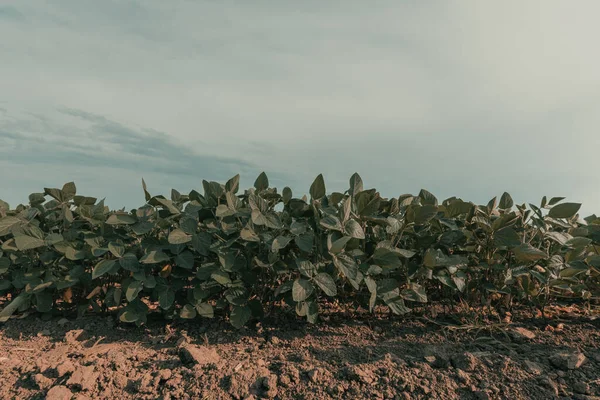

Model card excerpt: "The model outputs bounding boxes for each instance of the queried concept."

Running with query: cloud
[0,1,599,215]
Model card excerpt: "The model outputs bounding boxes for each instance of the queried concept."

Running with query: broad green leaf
[168,229,191,244]
[292,279,314,302]
[296,259,317,277]
[0,217,21,236]
[126,281,143,302]
[313,273,337,296]
[499,192,514,209]
[140,250,170,264]
[513,244,547,263]
[106,214,137,225]
[225,174,240,194]
[230,305,251,328]
[254,172,269,191]
[309,174,326,199]
[401,284,428,303]
[180,304,197,319]
[195,302,214,318]
[344,220,365,239]
[92,259,116,279]
[158,288,175,310]
[272,235,292,252]
[349,173,363,197]
[0,293,30,322]
[494,227,521,248]
[333,254,358,280]
[108,242,125,258]
[548,203,581,219]
[15,235,46,251]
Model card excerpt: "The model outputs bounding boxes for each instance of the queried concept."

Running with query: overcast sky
[1,1,599,216]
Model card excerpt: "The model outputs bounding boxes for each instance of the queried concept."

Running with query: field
[1,173,599,399]
[1,304,599,399]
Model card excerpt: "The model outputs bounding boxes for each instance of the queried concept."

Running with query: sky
[1,1,599,216]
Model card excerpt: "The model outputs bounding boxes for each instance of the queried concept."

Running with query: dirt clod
[178,344,221,366]
[46,385,73,400]
[549,351,586,370]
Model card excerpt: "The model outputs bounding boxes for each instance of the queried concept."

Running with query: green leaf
[195,302,214,318]
[142,178,152,202]
[344,220,365,239]
[15,235,46,251]
[105,214,137,225]
[176,251,194,270]
[254,172,269,191]
[225,174,240,194]
[296,259,317,277]
[272,235,292,252]
[230,305,251,328]
[282,187,292,204]
[0,293,30,322]
[513,244,547,263]
[401,284,428,303]
[295,233,314,252]
[211,270,231,286]
[140,251,170,264]
[320,215,343,231]
[0,216,21,236]
[119,253,140,272]
[309,174,326,199]
[313,273,337,297]
[225,287,248,306]
[349,173,363,197]
[499,192,514,209]
[180,304,197,319]
[158,288,175,310]
[92,259,116,279]
[292,279,314,302]
[548,203,581,219]
[168,229,191,244]
[494,227,521,248]
[108,242,125,258]
[333,254,358,280]
[547,197,565,206]
[418,189,438,206]
[126,280,143,302]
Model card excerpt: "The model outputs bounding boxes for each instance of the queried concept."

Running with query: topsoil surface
[0,304,599,400]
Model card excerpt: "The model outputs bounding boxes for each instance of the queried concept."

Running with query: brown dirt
[1,305,599,400]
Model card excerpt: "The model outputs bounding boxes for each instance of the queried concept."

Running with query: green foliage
[0,176,598,328]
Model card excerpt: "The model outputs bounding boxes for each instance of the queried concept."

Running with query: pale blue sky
[1,1,599,215]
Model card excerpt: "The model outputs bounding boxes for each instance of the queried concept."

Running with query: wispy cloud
[0,1,599,214]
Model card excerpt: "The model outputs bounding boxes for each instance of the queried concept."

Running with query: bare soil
[1,304,599,400]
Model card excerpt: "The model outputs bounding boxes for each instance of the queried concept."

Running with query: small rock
[549,352,586,370]
[573,382,589,395]
[270,336,280,345]
[46,385,73,400]
[33,373,53,390]
[473,391,491,400]
[64,329,89,344]
[158,369,172,381]
[262,374,278,398]
[308,368,320,383]
[511,327,536,341]
[524,360,543,376]
[451,352,478,372]
[457,370,471,384]
[66,365,99,391]
[178,345,221,366]
[56,360,76,377]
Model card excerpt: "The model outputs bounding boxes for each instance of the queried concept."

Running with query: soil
[1,304,599,400]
